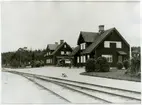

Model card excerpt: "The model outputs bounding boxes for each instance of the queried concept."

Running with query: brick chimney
[60,40,64,44]
[99,25,104,34]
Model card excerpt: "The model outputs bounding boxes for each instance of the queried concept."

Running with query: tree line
[2,47,47,68]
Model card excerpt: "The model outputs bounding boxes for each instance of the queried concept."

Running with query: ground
[80,69,141,82]
[3,66,141,92]
[2,72,67,104]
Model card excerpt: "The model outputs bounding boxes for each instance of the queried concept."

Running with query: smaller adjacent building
[45,40,73,66]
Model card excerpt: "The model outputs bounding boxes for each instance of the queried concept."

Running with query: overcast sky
[1,1,140,52]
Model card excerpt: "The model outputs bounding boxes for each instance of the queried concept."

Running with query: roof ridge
[80,27,115,34]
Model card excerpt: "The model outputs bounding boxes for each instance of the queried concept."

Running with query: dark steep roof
[51,42,72,55]
[51,43,64,55]
[80,31,98,42]
[81,28,115,54]
[47,44,58,50]
[70,46,79,56]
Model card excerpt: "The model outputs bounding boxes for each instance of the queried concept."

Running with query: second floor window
[104,41,122,48]
[66,51,71,55]
[80,43,86,50]
[61,51,64,55]
[116,42,122,48]
[64,45,66,48]
[47,52,51,56]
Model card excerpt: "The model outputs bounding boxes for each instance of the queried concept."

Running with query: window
[46,59,50,63]
[81,56,86,63]
[47,52,48,55]
[49,52,50,55]
[104,41,110,48]
[116,42,122,48]
[102,55,113,63]
[65,59,71,64]
[66,51,71,55]
[81,56,83,63]
[87,55,90,59]
[77,56,80,63]
[104,41,122,48]
[80,43,86,50]
[61,51,64,55]
[83,56,86,63]
[64,45,66,48]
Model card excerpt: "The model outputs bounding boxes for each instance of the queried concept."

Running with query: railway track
[5,70,141,104]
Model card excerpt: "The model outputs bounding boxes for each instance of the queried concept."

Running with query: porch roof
[117,51,127,55]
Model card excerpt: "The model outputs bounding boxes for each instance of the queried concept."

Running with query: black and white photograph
[1,0,141,104]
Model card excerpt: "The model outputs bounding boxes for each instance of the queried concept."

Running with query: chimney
[55,42,58,45]
[60,40,64,44]
[99,25,104,34]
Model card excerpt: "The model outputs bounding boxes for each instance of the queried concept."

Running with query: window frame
[77,56,80,63]
[104,41,122,48]
[102,54,113,63]
[80,43,86,50]
[61,51,64,55]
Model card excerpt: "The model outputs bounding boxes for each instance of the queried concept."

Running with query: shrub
[85,58,96,72]
[31,60,42,67]
[96,57,110,72]
[95,63,100,72]
[100,63,110,72]
[40,60,44,66]
[35,61,41,67]
[123,60,130,69]
[117,62,123,69]
[96,57,107,65]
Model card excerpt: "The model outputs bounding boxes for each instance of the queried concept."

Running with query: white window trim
[66,51,70,55]
[80,43,86,50]
[77,56,80,63]
[61,51,64,55]
[104,41,122,48]
[64,45,66,48]
[102,55,113,63]
[87,55,90,59]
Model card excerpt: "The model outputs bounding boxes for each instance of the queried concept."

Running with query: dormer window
[80,43,86,50]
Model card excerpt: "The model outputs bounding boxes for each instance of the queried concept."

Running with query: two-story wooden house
[45,40,73,66]
[72,25,130,67]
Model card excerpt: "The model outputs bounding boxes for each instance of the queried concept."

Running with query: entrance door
[118,55,122,62]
